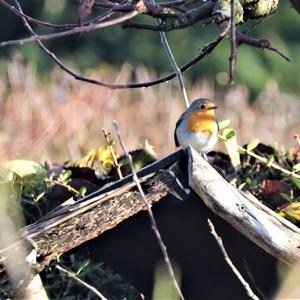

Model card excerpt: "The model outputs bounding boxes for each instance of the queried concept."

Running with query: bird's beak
[207,104,218,110]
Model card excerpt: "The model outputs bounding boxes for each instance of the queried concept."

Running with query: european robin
[174,98,218,153]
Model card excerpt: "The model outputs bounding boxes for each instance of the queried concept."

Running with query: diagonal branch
[236,31,290,62]
[207,219,259,300]
[0,1,214,47]
[5,0,225,90]
[0,10,138,47]
[0,0,112,30]
[112,120,185,300]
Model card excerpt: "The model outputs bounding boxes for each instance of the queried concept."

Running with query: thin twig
[0,0,113,29]
[242,14,275,35]
[102,128,123,179]
[160,30,190,108]
[266,45,290,62]
[218,133,300,179]
[55,264,108,300]
[148,0,190,108]
[0,10,138,47]
[45,178,81,196]
[112,120,185,300]
[12,0,223,90]
[207,219,260,300]
[229,0,237,83]
[236,31,290,62]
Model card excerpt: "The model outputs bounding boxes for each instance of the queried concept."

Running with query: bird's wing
[174,113,185,147]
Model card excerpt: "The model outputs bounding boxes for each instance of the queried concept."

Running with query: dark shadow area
[84,190,279,299]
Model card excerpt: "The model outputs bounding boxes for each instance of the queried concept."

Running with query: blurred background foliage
[0,0,299,96]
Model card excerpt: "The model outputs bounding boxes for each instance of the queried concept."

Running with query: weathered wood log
[0,152,186,298]
[1,169,182,273]
[188,146,300,265]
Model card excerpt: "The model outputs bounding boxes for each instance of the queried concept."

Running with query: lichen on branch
[213,0,279,23]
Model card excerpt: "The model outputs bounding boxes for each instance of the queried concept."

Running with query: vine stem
[218,133,300,180]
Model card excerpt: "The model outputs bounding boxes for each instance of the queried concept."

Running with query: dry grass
[0,54,300,164]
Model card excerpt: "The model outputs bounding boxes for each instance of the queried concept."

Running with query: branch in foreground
[123,1,214,31]
[0,9,137,47]
[0,0,213,46]
[112,120,185,300]
[9,0,225,90]
[188,146,300,265]
[207,219,259,300]
[0,0,112,30]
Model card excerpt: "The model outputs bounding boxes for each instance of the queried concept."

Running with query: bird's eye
[200,104,206,109]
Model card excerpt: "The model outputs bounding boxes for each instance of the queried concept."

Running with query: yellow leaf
[278,202,300,221]
[75,149,97,168]
[97,146,115,172]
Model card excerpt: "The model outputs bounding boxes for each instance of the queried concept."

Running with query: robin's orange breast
[187,110,216,137]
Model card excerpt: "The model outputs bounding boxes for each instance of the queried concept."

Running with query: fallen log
[188,146,300,265]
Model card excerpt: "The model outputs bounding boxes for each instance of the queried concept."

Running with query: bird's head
[186,98,218,136]
[190,98,218,112]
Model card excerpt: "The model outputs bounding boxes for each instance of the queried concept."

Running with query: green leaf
[224,129,236,140]
[229,177,237,186]
[222,128,240,168]
[246,177,252,185]
[237,148,246,154]
[78,186,87,197]
[238,182,246,190]
[218,119,231,130]
[280,193,292,202]
[292,177,300,189]
[247,139,260,151]
[108,139,115,146]
[292,163,300,173]
[59,169,72,184]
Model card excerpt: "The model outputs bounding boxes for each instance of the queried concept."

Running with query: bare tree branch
[147,0,190,107]
[2,0,287,92]
[0,9,139,47]
[0,0,213,47]
[4,0,225,90]
[0,0,112,29]
[229,0,237,83]
[207,219,260,300]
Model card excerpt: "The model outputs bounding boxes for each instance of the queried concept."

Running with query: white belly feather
[176,121,218,153]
